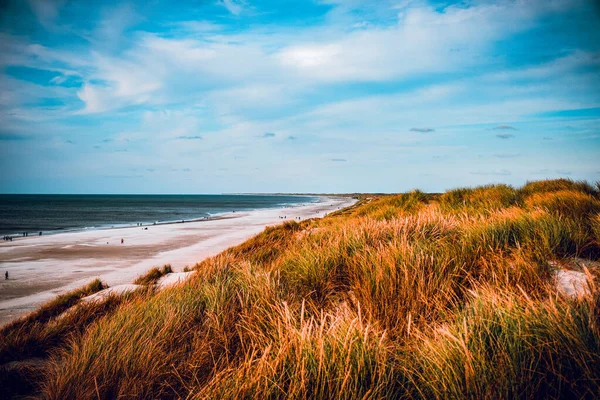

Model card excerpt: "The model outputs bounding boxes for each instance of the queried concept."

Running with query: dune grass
[0,279,106,363]
[2,179,600,399]
[133,264,173,285]
[0,279,140,398]
[406,286,600,399]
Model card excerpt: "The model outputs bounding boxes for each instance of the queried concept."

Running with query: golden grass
[3,179,600,398]
[0,280,138,398]
[133,264,173,285]
[406,286,600,399]
[0,279,106,363]
[520,178,598,197]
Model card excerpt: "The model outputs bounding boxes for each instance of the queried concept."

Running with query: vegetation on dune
[133,264,173,285]
[2,179,600,399]
[520,178,598,197]
[405,286,600,399]
[0,279,105,363]
[0,279,134,398]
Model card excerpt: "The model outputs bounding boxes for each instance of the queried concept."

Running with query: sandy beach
[0,197,356,326]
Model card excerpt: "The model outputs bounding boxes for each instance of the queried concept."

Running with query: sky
[0,0,599,194]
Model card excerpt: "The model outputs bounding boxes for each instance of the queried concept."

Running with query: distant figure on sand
[121,238,124,244]
[5,271,8,280]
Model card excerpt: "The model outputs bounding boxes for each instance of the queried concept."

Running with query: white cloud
[300,83,462,127]
[486,51,600,82]
[277,3,533,82]
[93,3,140,50]
[9,0,588,118]
[76,84,109,113]
[25,43,90,68]
[75,65,160,114]
[219,0,245,16]
[96,54,161,98]
[4,0,597,164]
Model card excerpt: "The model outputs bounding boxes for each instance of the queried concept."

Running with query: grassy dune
[134,264,173,285]
[2,179,600,399]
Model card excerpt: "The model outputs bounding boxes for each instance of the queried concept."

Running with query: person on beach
[5,271,8,280]
[121,238,124,244]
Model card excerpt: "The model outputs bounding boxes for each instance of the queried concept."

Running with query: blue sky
[0,0,599,194]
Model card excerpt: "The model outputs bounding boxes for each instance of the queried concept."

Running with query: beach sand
[0,197,356,326]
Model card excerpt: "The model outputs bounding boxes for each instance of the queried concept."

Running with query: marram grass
[1,179,599,399]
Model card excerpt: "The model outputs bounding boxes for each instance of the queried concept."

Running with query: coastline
[0,194,321,238]
[0,196,356,326]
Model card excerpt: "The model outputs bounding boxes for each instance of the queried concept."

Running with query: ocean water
[0,194,318,236]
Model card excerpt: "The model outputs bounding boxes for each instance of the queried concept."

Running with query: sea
[0,194,318,236]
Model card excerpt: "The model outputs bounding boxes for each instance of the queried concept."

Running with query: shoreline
[0,196,356,326]
[1,212,241,240]
[0,196,323,238]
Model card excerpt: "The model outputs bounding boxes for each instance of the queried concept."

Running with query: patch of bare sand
[80,284,142,304]
[550,258,598,297]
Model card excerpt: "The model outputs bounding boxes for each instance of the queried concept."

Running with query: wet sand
[0,197,356,325]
